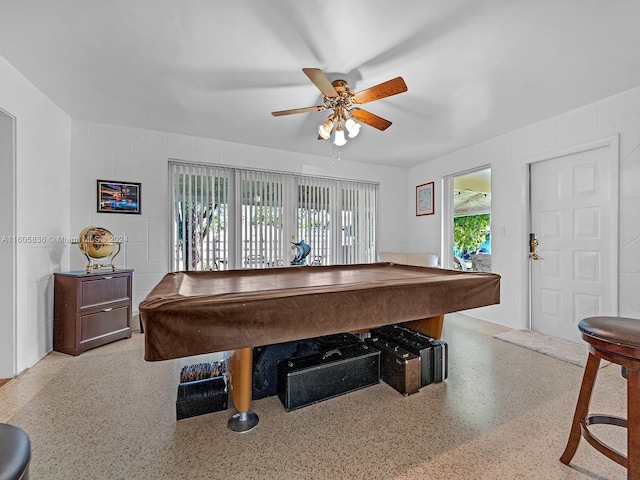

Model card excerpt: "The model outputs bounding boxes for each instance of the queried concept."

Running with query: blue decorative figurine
[291,240,311,265]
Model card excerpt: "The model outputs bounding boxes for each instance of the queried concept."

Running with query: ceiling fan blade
[352,77,408,105]
[302,68,339,98]
[272,105,326,116]
[349,108,392,131]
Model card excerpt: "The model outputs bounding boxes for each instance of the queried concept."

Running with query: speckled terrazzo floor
[0,313,629,480]
[493,329,597,368]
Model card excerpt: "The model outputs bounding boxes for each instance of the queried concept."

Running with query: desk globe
[77,226,121,272]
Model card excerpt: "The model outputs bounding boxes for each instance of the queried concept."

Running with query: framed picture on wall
[416,182,434,216]
[97,180,141,214]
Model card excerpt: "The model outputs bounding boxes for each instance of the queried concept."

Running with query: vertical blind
[169,161,378,271]
[171,162,231,271]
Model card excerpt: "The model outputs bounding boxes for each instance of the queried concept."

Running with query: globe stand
[77,241,123,273]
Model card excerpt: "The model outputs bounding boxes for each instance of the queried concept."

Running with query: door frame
[525,135,619,331]
[0,107,17,379]
[442,164,492,270]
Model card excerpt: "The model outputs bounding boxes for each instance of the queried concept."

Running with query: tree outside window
[453,213,490,259]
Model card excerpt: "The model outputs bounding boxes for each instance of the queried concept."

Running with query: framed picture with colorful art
[97,180,141,214]
[416,182,434,216]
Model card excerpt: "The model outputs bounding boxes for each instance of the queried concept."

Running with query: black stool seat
[561,316,640,480]
[0,423,31,480]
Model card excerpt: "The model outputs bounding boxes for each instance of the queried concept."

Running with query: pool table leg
[401,314,445,339]
[227,347,259,433]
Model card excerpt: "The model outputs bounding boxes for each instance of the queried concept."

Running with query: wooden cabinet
[54,269,133,355]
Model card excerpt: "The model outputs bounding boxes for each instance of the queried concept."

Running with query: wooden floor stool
[560,316,640,479]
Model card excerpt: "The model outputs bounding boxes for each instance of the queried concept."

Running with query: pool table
[139,262,500,432]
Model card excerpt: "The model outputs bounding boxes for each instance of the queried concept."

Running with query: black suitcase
[277,343,380,411]
[430,338,449,383]
[370,324,434,387]
[365,336,421,396]
[253,333,363,400]
[253,339,322,399]
[396,327,449,383]
[382,326,449,384]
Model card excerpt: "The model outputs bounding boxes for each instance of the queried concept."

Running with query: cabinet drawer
[80,306,130,343]
[81,275,130,309]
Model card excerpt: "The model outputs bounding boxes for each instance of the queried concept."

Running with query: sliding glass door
[170,161,378,271]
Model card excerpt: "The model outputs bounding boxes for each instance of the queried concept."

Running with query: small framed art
[97,180,141,214]
[416,182,434,216]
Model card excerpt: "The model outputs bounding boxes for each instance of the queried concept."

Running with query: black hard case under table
[253,339,322,400]
[430,338,449,383]
[371,324,435,387]
[176,362,228,420]
[365,336,421,396]
[395,328,449,383]
[253,333,362,400]
[277,342,380,411]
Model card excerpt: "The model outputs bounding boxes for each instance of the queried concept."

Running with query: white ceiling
[1,0,640,168]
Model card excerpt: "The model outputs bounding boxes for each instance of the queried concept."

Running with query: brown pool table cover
[139,262,500,361]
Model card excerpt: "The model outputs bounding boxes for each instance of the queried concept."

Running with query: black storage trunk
[252,333,362,400]
[253,339,322,400]
[176,361,228,420]
[277,343,380,411]
[176,376,228,420]
[370,325,434,387]
[365,336,421,396]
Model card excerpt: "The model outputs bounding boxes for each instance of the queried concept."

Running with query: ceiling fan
[271,68,408,146]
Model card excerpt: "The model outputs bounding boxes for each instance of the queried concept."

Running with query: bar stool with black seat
[0,423,31,480]
[560,316,640,479]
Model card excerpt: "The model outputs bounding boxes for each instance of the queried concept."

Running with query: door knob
[529,233,542,260]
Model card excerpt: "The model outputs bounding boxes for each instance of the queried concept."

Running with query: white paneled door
[529,139,618,343]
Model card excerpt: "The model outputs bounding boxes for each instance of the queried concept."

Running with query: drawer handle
[102,307,113,312]
[102,276,113,280]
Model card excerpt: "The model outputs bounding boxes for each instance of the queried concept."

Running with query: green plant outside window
[453,214,490,255]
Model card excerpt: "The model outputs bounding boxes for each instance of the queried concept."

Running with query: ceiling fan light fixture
[333,124,347,147]
[318,124,330,139]
[272,68,407,146]
[318,117,334,139]
[345,118,361,138]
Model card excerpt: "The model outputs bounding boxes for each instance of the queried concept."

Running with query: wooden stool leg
[628,367,640,480]
[560,352,601,465]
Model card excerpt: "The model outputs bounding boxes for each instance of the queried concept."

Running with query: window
[170,161,378,271]
[172,163,230,271]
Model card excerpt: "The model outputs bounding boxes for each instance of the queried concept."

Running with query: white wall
[69,121,409,314]
[409,85,640,330]
[0,54,72,373]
